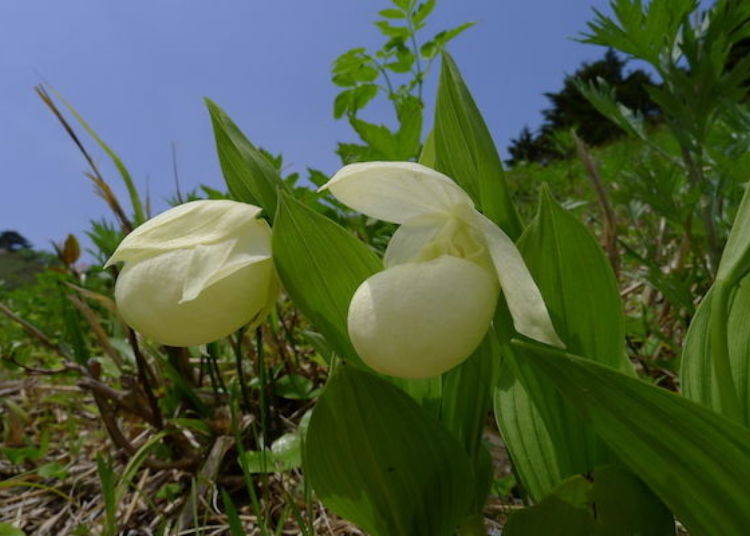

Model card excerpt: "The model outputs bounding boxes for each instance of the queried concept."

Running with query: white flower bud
[106,200,276,346]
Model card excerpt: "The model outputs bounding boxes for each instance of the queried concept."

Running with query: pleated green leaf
[272,192,380,367]
[432,52,522,239]
[514,338,750,536]
[682,184,750,423]
[438,334,496,511]
[206,98,283,218]
[682,279,750,424]
[505,465,674,536]
[495,189,631,500]
[304,365,474,536]
[716,182,750,287]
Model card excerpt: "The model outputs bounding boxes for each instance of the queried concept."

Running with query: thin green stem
[710,281,743,423]
[406,2,424,100]
[256,327,269,446]
[233,327,251,412]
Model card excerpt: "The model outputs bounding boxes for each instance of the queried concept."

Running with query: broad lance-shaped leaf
[439,333,497,512]
[433,52,521,239]
[682,279,750,424]
[683,184,750,422]
[495,189,632,500]
[304,365,474,536]
[422,97,501,514]
[272,192,440,408]
[272,192,379,367]
[717,181,750,287]
[206,98,284,219]
[504,465,674,536]
[514,338,750,536]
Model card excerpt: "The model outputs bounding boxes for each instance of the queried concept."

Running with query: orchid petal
[348,255,498,378]
[180,218,272,303]
[383,213,449,267]
[320,161,474,224]
[106,200,263,266]
[470,211,563,347]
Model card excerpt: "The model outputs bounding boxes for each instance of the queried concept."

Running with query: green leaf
[36,462,68,480]
[434,22,475,47]
[682,279,750,423]
[304,365,474,536]
[579,0,696,66]
[395,95,423,159]
[505,472,594,536]
[505,465,674,536]
[413,0,436,25]
[379,8,405,19]
[375,21,410,39]
[683,183,750,422]
[96,455,117,536]
[439,334,497,512]
[51,89,146,225]
[0,523,26,536]
[520,189,630,373]
[514,338,750,536]
[221,489,245,536]
[419,128,436,167]
[273,192,380,366]
[274,373,317,400]
[334,85,379,119]
[587,466,674,535]
[385,50,415,73]
[433,52,522,238]
[205,98,283,218]
[351,119,399,157]
[495,189,631,500]
[575,77,647,140]
[242,432,302,473]
[717,183,750,287]
[332,49,379,88]
[440,335,496,459]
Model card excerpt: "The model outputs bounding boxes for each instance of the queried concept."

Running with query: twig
[0,301,70,357]
[572,131,620,276]
[67,293,124,369]
[127,329,163,429]
[35,85,133,233]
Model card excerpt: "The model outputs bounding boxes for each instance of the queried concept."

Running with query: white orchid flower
[321,161,562,379]
[106,200,277,347]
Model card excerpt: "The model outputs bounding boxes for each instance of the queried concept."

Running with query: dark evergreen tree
[507,50,659,166]
[0,230,32,252]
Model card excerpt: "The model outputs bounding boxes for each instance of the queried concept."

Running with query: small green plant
[332,0,473,163]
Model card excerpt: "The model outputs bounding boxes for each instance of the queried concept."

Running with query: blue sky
[0,0,612,252]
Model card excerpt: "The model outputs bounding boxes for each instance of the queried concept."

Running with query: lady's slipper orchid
[321,161,562,379]
[106,200,277,347]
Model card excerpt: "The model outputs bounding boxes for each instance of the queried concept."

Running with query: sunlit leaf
[304,365,474,536]
[514,338,750,536]
[205,98,284,218]
[496,190,631,500]
[433,52,521,238]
